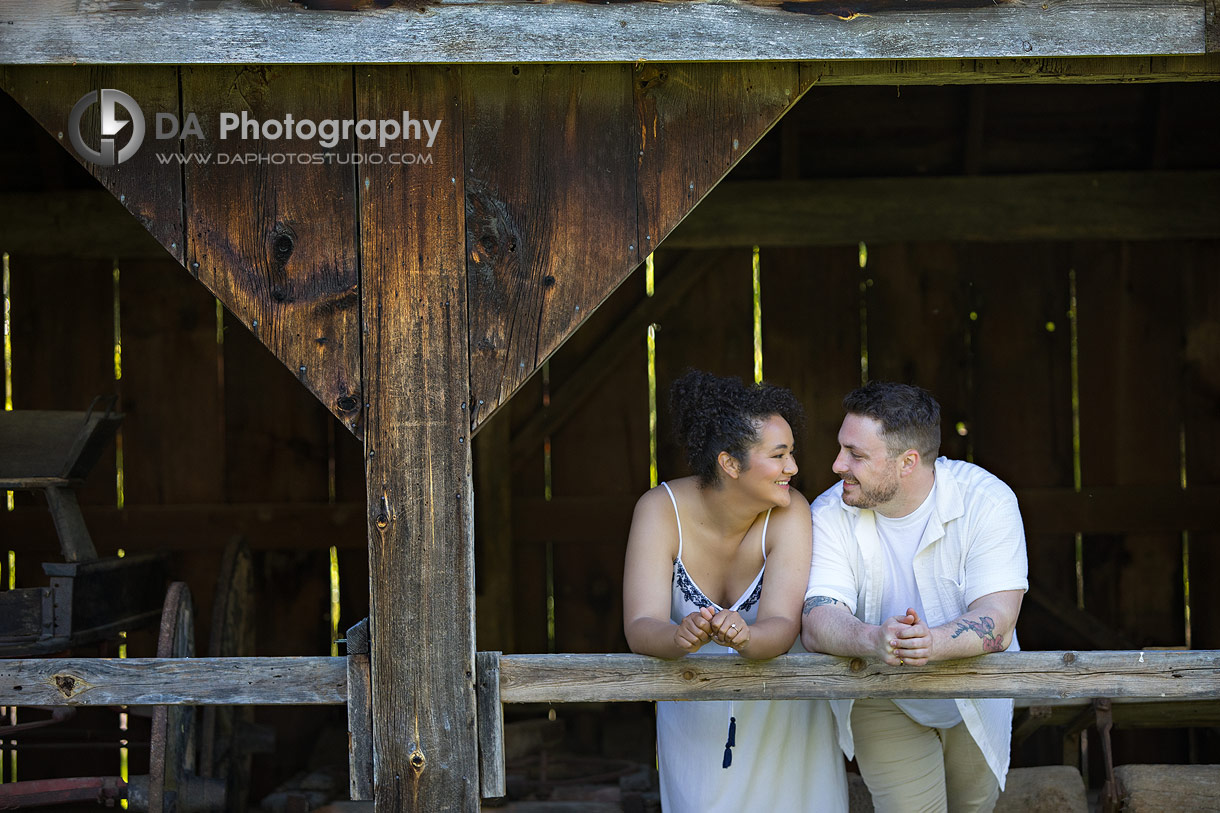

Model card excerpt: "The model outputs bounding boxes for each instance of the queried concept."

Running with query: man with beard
[800,381,1028,813]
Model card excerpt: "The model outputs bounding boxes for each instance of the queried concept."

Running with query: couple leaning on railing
[622,372,1027,813]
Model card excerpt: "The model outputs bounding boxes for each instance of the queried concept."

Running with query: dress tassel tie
[721,711,737,769]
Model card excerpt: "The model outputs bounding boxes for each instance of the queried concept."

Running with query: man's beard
[842,472,899,509]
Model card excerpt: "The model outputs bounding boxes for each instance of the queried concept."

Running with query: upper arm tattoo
[803,595,841,615]
[950,615,1005,652]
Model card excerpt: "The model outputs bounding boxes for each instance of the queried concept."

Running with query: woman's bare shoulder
[775,486,812,516]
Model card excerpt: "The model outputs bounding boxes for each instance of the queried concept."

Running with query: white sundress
[656,482,848,813]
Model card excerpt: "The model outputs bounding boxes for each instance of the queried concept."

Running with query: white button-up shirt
[806,457,1029,789]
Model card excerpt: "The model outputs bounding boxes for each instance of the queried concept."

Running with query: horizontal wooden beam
[664,172,1220,248]
[511,485,1220,543]
[1018,485,1220,534]
[1014,698,1220,729]
[1,484,1211,556]
[0,502,368,554]
[804,54,1220,84]
[0,0,1204,64]
[499,651,1220,702]
[7,169,1219,263]
[0,657,347,706]
[3,651,1217,707]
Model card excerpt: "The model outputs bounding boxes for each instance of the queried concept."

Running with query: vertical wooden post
[359,65,479,811]
[475,651,506,799]
[345,618,373,801]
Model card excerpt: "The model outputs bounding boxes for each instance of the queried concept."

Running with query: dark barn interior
[2,75,1218,808]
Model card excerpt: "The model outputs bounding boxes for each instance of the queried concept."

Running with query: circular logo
[68,89,145,166]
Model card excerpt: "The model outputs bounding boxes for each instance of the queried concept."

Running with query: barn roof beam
[0,0,1211,65]
[6,170,1219,262]
[666,171,1220,248]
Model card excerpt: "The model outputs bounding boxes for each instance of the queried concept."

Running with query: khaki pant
[850,699,1000,813]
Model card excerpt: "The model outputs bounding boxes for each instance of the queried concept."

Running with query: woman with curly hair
[623,369,847,812]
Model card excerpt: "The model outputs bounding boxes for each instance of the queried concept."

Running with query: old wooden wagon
[0,0,1218,809]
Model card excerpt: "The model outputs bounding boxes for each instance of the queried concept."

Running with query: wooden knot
[849,658,866,673]
[337,396,359,412]
[409,750,426,773]
[53,673,83,698]
[1062,652,1077,665]
[681,670,695,682]
[273,232,295,263]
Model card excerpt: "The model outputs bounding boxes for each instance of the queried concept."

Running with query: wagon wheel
[199,538,257,813]
[149,582,196,813]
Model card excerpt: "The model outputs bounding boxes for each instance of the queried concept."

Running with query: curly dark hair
[842,380,941,462]
[669,369,805,487]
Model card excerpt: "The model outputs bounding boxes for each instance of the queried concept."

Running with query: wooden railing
[4,650,1216,707]
[4,650,1219,799]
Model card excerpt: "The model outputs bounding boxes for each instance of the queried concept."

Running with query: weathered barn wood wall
[504,81,1220,781]
[0,255,366,796]
[2,75,1218,801]
[1,62,805,810]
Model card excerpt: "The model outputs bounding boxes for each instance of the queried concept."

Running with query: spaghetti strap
[760,507,773,562]
[661,481,683,559]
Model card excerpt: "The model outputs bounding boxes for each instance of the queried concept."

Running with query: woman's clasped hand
[674,607,751,652]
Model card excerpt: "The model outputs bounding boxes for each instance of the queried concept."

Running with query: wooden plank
[180,65,363,435]
[1015,698,1220,729]
[0,589,45,641]
[1,66,185,264]
[966,243,1076,653]
[1182,241,1220,650]
[1018,485,1220,534]
[1074,240,1191,770]
[345,619,374,802]
[759,246,868,497]
[652,250,757,478]
[117,258,226,505]
[636,64,800,256]
[4,483,1210,557]
[43,487,98,562]
[801,54,1220,84]
[0,503,368,554]
[6,256,117,508]
[506,486,1220,545]
[0,0,1206,64]
[2,651,1217,707]
[357,64,479,812]
[464,64,637,428]
[13,171,1220,261]
[542,292,650,653]
[0,657,346,706]
[664,173,1220,248]
[864,242,973,461]
[222,309,332,504]
[1076,242,1185,648]
[1024,588,1135,650]
[475,651,506,799]
[496,651,1220,703]
[508,250,726,464]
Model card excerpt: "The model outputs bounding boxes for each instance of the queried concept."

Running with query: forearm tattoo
[803,595,841,615]
[950,615,1005,652]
